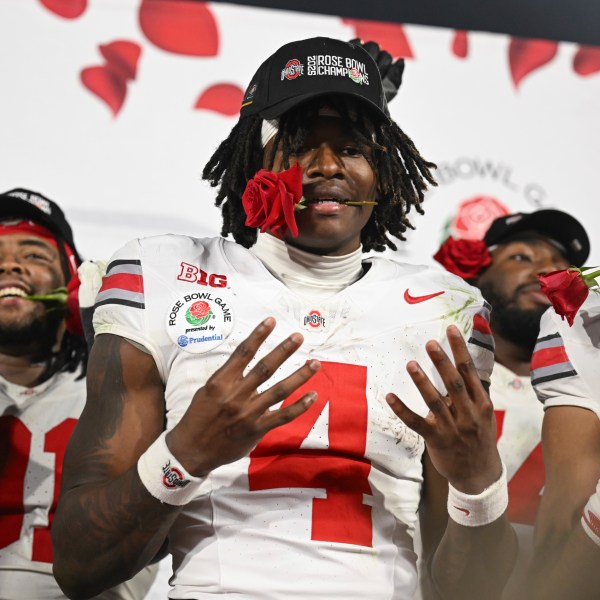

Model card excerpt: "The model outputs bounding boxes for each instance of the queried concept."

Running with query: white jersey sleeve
[531,291,600,419]
[93,237,168,380]
[0,369,160,600]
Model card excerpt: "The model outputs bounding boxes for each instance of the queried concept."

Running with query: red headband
[0,220,78,279]
[0,220,83,336]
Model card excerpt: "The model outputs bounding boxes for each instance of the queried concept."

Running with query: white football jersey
[532,291,600,419]
[0,370,84,599]
[94,235,494,600]
[0,369,159,600]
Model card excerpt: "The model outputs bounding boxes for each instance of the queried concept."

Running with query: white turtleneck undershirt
[250,233,365,300]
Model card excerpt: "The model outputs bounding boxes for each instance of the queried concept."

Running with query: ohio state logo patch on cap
[166,291,234,353]
[281,58,304,80]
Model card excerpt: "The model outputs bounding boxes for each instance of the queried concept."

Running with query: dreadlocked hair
[42,242,88,381]
[202,95,437,252]
[44,329,88,381]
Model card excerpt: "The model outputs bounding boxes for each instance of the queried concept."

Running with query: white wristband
[581,478,600,546]
[447,462,508,527]
[137,431,206,506]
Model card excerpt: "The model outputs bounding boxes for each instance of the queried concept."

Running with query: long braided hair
[203,95,436,252]
[43,241,87,381]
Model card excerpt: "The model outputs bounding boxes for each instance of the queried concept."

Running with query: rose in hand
[537,267,600,326]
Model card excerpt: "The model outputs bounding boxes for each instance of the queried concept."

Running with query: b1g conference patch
[166,291,234,353]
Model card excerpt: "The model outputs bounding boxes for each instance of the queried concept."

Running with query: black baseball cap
[240,37,390,123]
[0,188,81,263]
[483,209,590,267]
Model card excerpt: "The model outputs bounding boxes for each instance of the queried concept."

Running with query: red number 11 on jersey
[248,361,373,547]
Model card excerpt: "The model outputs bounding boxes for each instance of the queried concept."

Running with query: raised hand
[350,38,405,104]
[167,317,320,477]
[386,324,502,493]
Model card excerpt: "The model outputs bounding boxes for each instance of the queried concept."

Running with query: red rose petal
[80,65,127,116]
[509,38,558,89]
[452,30,469,59]
[538,269,589,326]
[39,0,87,19]
[194,84,245,116]
[139,0,219,56]
[573,46,600,76]
[434,237,492,280]
[99,41,142,81]
[343,18,413,58]
[277,163,303,203]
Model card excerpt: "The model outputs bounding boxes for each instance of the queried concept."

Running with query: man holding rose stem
[434,209,590,598]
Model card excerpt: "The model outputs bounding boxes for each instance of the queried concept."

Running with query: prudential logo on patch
[177,333,224,348]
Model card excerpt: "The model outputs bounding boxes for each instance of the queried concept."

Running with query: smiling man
[0,188,87,600]
[0,188,157,600]
[435,209,590,598]
[53,37,516,600]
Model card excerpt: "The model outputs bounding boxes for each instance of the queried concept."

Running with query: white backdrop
[1,0,599,266]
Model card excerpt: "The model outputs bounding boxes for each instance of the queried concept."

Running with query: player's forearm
[52,464,180,600]
[528,525,600,600]
[529,537,598,600]
[430,514,517,600]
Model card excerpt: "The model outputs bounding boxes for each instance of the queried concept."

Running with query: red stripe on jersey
[583,509,600,538]
[473,313,492,335]
[99,273,144,294]
[530,345,570,370]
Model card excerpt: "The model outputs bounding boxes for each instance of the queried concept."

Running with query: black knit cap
[0,188,81,263]
[484,209,590,267]
[239,37,390,123]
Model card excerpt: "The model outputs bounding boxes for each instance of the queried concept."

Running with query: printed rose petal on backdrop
[342,19,413,58]
[509,38,558,88]
[194,84,244,116]
[80,41,141,116]
[573,46,600,76]
[451,196,510,240]
[452,31,469,59]
[139,0,218,56]
[39,0,87,19]
[81,67,127,116]
[100,41,142,80]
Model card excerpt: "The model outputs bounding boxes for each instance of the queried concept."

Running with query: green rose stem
[24,287,68,307]
[572,267,600,290]
[295,197,378,211]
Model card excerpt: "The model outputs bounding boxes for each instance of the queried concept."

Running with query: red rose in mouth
[434,237,492,280]
[537,269,590,326]
[242,163,303,239]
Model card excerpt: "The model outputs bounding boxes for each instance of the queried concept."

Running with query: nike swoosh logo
[453,505,471,516]
[404,289,445,304]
